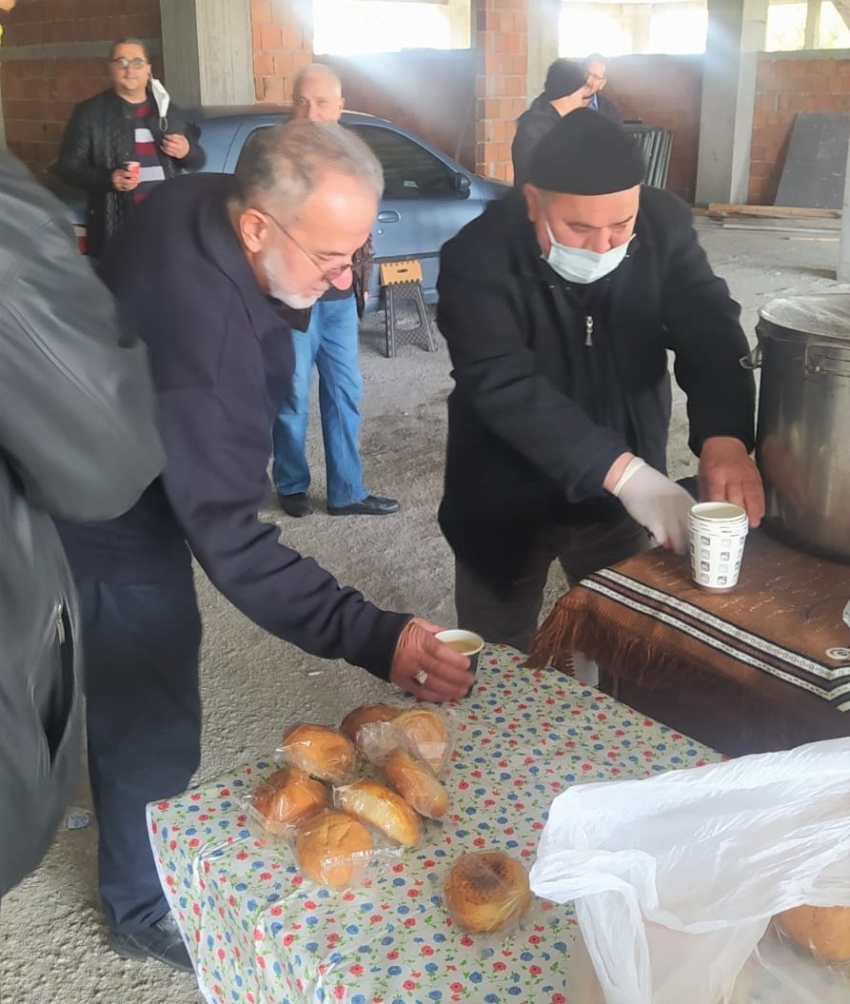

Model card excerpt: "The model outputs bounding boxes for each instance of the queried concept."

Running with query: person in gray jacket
[0,146,163,900]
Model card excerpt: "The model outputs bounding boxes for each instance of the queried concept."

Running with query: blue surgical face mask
[543,220,632,284]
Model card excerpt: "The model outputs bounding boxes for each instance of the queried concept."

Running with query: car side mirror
[454,172,471,199]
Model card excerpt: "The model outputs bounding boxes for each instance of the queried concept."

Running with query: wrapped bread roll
[383,747,448,818]
[444,852,532,933]
[295,809,373,887]
[280,723,357,783]
[337,778,421,848]
[251,767,328,833]
[776,904,850,962]
[339,704,399,750]
[391,708,450,774]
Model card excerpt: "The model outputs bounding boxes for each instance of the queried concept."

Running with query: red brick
[260,23,283,50]
[252,0,272,25]
[255,50,275,76]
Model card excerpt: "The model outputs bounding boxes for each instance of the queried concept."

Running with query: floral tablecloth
[148,645,720,1004]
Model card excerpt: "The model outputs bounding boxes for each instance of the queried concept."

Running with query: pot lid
[758,293,850,342]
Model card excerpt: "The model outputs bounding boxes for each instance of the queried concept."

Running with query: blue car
[45,106,509,308]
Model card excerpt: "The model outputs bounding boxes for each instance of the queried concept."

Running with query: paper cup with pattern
[687,502,749,593]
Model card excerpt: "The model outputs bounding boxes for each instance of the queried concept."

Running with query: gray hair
[231,119,384,223]
[294,62,342,95]
[110,37,150,61]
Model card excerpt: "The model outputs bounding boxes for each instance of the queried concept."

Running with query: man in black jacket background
[55,37,205,258]
[58,120,473,972]
[438,110,765,653]
[511,58,590,188]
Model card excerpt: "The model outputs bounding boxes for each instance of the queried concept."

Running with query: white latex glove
[611,458,693,555]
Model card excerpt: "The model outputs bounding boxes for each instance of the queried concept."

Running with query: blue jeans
[272,297,367,508]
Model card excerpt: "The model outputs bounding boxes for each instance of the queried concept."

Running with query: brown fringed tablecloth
[529,529,850,755]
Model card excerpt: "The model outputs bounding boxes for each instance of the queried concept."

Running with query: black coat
[436,188,755,587]
[595,93,623,124]
[59,173,409,679]
[511,95,560,188]
[0,150,163,896]
[55,86,205,258]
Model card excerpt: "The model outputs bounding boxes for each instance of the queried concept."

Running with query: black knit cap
[543,58,588,101]
[527,108,647,195]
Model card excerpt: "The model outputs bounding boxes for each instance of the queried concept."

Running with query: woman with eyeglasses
[54,37,205,258]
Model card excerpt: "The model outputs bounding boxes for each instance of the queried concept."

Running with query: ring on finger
[413,669,428,686]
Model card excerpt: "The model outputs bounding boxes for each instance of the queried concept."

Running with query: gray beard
[262,248,321,310]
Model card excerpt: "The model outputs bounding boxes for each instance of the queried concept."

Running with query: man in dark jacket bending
[58,120,473,973]
[438,109,765,652]
[55,37,204,258]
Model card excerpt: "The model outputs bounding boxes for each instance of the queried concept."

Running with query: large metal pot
[749,293,850,561]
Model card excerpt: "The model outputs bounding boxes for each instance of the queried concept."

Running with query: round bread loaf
[295,809,373,887]
[776,904,850,962]
[382,747,449,818]
[251,767,328,833]
[391,708,450,773]
[280,723,357,783]
[337,778,422,847]
[444,852,532,933]
[339,704,399,749]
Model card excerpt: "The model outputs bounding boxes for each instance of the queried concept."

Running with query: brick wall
[1,0,161,174]
[473,0,528,182]
[251,0,312,104]
[749,52,850,205]
[605,55,703,205]
[320,51,477,172]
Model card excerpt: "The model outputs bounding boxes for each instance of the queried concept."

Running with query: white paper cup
[687,503,748,592]
[436,629,484,697]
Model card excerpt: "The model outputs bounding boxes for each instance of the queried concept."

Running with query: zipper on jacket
[585,315,594,347]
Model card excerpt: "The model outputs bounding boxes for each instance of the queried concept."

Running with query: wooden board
[707,203,842,219]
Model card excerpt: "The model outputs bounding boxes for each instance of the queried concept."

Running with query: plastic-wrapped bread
[339,704,399,751]
[295,809,373,887]
[251,767,328,833]
[776,904,850,962]
[279,723,357,783]
[382,747,449,818]
[444,852,532,933]
[391,708,451,774]
[337,778,421,847]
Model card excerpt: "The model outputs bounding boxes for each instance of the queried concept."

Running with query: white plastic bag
[529,738,850,1004]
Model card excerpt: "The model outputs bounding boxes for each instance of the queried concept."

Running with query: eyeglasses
[111,57,148,69]
[586,71,606,83]
[261,209,372,284]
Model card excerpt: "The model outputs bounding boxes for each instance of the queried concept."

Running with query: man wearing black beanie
[511,57,590,187]
[437,109,765,653]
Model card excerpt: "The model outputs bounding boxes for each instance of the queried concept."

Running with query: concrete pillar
[159,0,254,108]
[804,0,822,49]
[839,132,850,281]
[445,0,472,49]
[629,3,653,55]
[526,0,560,100]
[694,0,769,207]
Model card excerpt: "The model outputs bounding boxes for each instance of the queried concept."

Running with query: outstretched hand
[389,617,475,702]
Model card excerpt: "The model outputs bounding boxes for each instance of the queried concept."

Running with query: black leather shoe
[327,494,400,516]
[110,913,193,973]
[278,492,312,517]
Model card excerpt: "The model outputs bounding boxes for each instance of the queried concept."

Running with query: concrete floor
[0,216,846,1004]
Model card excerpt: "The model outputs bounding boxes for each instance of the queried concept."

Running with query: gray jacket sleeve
[0,152,164,522]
